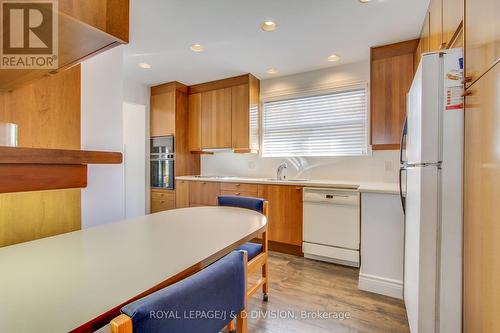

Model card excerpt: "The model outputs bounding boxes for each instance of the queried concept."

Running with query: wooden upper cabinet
[188,74,260,153]
[443,0,463,47]
[371,40,418,150]
[231,76,260,153]
[465,0,500,88]
[188,93,202,151]
[151,90,176,137]
[415,12,430,71]
[421,11,431,53]
[258,185,303,246]
[59,0,129,42]
[201,88,232,149]
[231,84,250,151]
[0,0,129,91]
[429,0,444,51]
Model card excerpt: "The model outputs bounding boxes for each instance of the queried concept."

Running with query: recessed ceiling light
[328,54,340,62]
[138,63,151,69]
[190,44,204,52]
[358,0,371,3]
[267,68,278,75]
[261,20,277,32]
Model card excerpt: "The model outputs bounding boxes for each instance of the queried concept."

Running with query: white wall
[123,102,146,218]
[201,61,401,183]
[81,46,125,228]
[123,79,151,213]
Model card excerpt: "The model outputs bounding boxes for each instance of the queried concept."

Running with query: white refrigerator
[399,49,464,333]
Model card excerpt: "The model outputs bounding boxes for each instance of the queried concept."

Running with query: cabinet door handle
[236,184,240,187]
[236,192,241,195]
[296,187,302,190]
[160,201,165,204]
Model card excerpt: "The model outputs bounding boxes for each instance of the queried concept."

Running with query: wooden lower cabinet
[150,189,175,213]
[257,184,303,246]
[189,181,220,206]
[182,180,303,251]
[175,180,190,208]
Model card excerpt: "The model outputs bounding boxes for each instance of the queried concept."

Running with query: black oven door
[151,157,174,189]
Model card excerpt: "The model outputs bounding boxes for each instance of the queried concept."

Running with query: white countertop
[176,176,400,194]
[0,207,266,333]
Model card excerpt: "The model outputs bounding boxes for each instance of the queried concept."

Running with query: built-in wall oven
[150,136,174,189]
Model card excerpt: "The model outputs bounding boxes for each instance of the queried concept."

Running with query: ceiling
[123,0,430,86]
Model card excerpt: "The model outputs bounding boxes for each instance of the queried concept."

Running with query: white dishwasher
[303,187,360,267]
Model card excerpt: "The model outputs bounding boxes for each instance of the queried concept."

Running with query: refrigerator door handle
[399,166,406,215]
[399,117,408,165]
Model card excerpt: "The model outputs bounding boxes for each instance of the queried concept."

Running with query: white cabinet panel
[359,192,404,299]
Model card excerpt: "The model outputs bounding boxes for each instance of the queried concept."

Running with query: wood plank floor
[96,252,409,333]
[241,252,409,333]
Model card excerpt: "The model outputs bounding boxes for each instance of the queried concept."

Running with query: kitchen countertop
[176,175,400,195]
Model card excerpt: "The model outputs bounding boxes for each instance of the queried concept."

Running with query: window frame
[260,81,371,158]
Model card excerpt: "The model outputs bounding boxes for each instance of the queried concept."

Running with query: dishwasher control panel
[303,188,359,205]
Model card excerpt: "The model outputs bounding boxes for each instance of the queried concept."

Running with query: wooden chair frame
[247,201,269,301]
[227,201,269,333]
[110,252,249,333]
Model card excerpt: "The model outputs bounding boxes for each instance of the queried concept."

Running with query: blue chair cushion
[121,251,246,333]
[217,195,264,214]
[217,196,265,261]
[237,242,263,261]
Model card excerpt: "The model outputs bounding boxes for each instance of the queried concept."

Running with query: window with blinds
[262,87,368,157]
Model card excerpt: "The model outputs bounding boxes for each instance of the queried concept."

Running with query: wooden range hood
[0,146,122,193]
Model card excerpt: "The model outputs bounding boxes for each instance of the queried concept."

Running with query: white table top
[0,207,266,333]
[176,175,400,194]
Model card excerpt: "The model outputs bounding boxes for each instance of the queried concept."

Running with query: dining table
[0,206,267,333]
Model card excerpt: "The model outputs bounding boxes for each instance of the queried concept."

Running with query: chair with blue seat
[109,251,248,333]
[217,195,269,302]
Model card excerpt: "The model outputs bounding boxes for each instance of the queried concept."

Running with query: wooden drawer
[151,197,175,213]
[220,190,259,198]
[220,182,258,193]
[151,189,175,200]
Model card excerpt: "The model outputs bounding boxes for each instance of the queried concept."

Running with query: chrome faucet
[276,162,288,180]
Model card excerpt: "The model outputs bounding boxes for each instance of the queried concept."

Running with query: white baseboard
[358,273,403,299]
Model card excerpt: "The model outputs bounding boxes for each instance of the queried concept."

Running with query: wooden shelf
[0,147,122,193]
[0,147,122,164]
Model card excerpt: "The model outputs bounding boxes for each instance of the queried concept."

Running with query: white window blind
[262,87,368,157]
